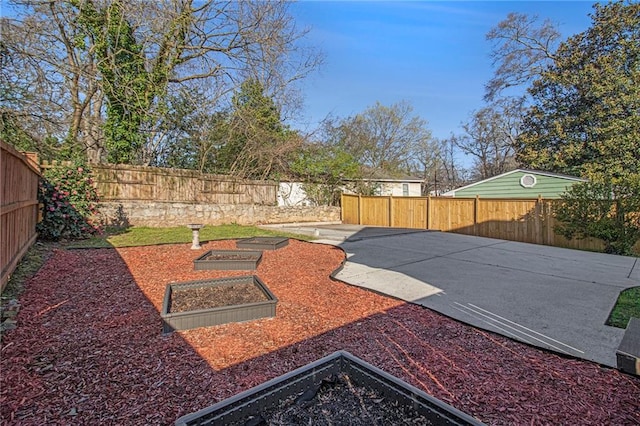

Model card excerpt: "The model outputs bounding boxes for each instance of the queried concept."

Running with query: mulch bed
[250,373,435,425]
[1,239,639,425]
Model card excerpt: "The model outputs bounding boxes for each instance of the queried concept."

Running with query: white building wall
[278,182,314,206]
[377,182,422,196]
[279,181,423,206]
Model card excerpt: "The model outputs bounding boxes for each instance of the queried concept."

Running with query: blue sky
[289,1,596,142]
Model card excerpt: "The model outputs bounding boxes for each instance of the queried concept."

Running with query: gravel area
[1,239,638,425]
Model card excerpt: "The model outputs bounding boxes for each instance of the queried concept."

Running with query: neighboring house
[278,174,424,207]
[343,173,424,197]
[442,169,586,199]
[278,182,314,206]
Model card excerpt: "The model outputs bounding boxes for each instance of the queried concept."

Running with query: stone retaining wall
[98,201,341,228]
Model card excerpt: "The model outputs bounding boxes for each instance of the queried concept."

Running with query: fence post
[426,195,431,230]
[536,195,543,245]
[358,194,362,225]
[389,195,393,227]
[340,193,344,223]
[474,195,480,236]
[544,199,553,246]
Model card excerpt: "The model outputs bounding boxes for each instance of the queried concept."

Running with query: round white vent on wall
[520,174,537,188]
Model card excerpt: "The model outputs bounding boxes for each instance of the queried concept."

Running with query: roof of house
[442,169,586,196]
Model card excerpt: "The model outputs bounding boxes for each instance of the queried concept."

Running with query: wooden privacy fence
[341,193,612,253]
[40,162,278,205]
[1,142,40,292]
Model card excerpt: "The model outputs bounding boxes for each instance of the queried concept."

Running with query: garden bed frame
[161,276,277,333]
[175,350,485,425]
[193,250,262,270]
[236,237,289,250]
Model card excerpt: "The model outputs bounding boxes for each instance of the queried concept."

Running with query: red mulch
[1,239,638,425]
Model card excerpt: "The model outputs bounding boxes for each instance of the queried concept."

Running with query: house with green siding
[442,169,586,199]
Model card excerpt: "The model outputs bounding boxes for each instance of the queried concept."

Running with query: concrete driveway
[262,224,639,367]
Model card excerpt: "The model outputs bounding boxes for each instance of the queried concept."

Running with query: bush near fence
[341,193,640,255]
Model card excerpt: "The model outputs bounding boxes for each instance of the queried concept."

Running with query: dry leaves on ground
[1,239,639,425]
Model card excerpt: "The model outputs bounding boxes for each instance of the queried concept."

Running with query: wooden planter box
[236,237,289,250]
[193,250,262,270]
[161,276,277,333]
[175,351,484,426]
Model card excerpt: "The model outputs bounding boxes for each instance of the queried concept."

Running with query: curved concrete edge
[284,224,632,370]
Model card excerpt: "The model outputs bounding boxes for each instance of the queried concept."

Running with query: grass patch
[67,223,314,249]
[1,242,55,300]
[606,286,640,329]
[2,224,310,301]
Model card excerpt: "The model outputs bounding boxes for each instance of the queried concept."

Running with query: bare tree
[1,1,104,160]
[412,134,440,195]
[454,98,522,180]
[434,137,468,194]
[414,135,469,195]
[485,12,561,101]
[334,101,432,178]
[2,0,321,165]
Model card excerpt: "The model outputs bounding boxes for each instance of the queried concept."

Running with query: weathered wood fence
[1,142,40,292]
[341,193,625,253]
[37,162,340,227]
[41,162,277,205]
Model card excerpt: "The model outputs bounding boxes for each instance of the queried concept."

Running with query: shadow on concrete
[332,226,639,367]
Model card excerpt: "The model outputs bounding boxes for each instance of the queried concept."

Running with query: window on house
[402,183,409,196]
[520,174,537,188]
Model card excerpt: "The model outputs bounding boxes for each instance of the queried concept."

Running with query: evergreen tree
[517,1,640,182]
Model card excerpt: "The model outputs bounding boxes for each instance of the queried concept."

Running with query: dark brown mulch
[1,239,639,425]
[170,282,267,313]
[249,373,435,426]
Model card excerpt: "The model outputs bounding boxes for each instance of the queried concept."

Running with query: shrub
[554,177,640,256]
[37,163,101,241]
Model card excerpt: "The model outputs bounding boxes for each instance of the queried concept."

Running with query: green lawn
[606,286,640,329]
[67,223,313,249]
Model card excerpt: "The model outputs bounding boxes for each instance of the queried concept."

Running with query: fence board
[341,194,360,224]
[40,163,277,205]
[431,197,475,232]
[476,198,540,243]
[1,142,40,292]
[391,197,427,229]
[341,193,638,255]
[360,196,390,226]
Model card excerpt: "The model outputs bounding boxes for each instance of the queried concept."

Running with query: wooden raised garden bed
[193,250,262,270]
[236,236,289,250]
[175,351,485,426]
[161,276,277,333]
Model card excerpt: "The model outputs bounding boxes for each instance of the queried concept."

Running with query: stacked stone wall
[98,201,340,227]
